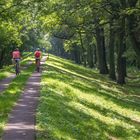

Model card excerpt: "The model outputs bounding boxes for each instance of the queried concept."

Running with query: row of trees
[0,0,140,85]
[38,0,140,84]
[0,0,49,68]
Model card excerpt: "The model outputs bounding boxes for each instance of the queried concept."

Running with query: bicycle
[36,58,40,72]
[14,59,20,75]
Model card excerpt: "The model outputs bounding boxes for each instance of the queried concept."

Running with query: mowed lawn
[37,55,140,140]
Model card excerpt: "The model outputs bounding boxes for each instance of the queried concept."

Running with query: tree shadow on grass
[48,56,140,95]
[71,80,140,110]
[38,86,140,140]
[43,64,140,112]
[43,63,111,88]
[47,57,109,82]
[78,98,140,128]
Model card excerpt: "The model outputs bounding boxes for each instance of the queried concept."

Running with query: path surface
[0,61,33,93]
[2,56,47,140]
[0,74,16,93]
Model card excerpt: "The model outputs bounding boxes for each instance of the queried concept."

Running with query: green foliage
[38,38,52,51]
[0,0,140,80]
[0,21,22,47]
[0,0,50,68]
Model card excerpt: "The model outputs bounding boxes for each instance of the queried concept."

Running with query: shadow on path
[2,56,47,140]
[2,72,41,140]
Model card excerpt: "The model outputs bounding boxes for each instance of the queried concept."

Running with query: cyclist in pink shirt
[12,48,21,59]
[34,48,42,72]
[12,48,21,74]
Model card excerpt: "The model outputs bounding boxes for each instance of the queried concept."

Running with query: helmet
[36,48,40,51]
[15,48,19,51]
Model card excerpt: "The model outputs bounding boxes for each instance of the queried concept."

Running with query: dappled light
[0,0,140,139]
[36,55,140,140]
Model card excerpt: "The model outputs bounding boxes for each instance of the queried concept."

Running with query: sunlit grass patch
[0,71,11,81]
[36,55,140,140]
[21,52,34,65]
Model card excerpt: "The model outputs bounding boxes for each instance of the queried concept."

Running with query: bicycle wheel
[15,61,20,75]
[36,59,40,72]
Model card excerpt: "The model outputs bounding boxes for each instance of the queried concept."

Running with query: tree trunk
[73,44,81,64]
[129,27,140,66]
[108,22,116,80]
[86,33,94,68]
[96,26,108,74]
[87,44,94,68]
[94,45,97,66]
[117,18,126,84]
[79,30,86,67]
[0,48,6,69]
[127,0,140,67]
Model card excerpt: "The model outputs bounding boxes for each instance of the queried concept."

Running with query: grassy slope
[37,55,140,140]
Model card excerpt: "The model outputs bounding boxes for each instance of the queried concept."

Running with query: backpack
[35,51,41,58]
[13,51,20,59]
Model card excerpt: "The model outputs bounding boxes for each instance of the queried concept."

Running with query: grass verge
[36,55,140,140]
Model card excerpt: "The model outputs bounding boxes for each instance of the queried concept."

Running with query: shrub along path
[1,56,47,140]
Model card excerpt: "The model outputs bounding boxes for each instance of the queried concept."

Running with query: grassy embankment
[37,54,140,140]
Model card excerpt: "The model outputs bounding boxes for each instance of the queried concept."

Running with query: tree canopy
[0,0,140,84]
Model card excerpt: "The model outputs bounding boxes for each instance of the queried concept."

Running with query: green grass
[0,64,35,137]
[0,69,11,80]
[36,55,140,140]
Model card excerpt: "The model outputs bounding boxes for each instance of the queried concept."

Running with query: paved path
[1,56,47,140]
[0,61,33,93]
[0,74,16,93]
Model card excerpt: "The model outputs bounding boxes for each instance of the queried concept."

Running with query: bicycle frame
[15,59,20,75]
[36,59,40,72]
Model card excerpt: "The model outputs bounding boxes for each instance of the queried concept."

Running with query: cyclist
[12,48,21,74]
[34,48,42,72]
